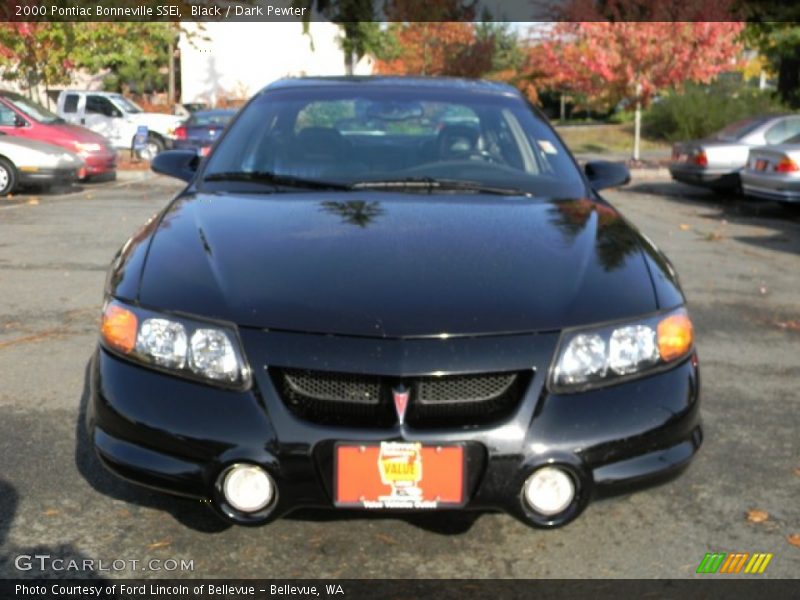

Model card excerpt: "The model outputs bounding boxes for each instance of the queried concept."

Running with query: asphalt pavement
[0,172,798,579]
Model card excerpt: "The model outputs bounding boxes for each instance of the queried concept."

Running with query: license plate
[755,159,768,171]
[335,442,465,509]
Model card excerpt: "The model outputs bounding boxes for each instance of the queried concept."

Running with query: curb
[629,168,671,181]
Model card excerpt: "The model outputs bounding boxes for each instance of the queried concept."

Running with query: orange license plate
[335,442,465,509]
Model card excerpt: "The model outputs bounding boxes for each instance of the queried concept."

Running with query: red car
[0,91,116,180]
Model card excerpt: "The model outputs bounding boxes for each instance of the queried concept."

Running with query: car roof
[261,76,522,98]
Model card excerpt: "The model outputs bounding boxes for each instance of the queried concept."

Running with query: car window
[86,95,118,117]
[0,103,18,126]
[202,87,585,198]
[714,118,767,142]
[111,95,142,114]
[4,94,59,124]
[764,117,800,145]
[63,94,79,113]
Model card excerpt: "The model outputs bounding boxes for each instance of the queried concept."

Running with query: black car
[90,77,700,528]
[173,109,237,156]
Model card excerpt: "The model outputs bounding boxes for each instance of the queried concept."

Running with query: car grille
[274,368,532,428]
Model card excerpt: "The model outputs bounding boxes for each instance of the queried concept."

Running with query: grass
[555,123,670,155]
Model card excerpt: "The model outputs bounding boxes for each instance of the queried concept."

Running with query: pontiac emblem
[393,386,410,425]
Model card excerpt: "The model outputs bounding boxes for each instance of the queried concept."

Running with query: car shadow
[285,507,483,535]
[0,479,111,582]
[16,183,86,197]
[74,358,484,536]
[622,181,800,257]
[74,357,232,535]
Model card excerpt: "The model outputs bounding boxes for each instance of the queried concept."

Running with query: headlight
[73,142,103,155]
[100,299,250,388]
[550,307,694,392]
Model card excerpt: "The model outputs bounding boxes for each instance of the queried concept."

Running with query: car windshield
[714,117,768,141]
[111,95,142,114]
[201,85,585,197]
[5,94,61,124]
[190,111,235,127]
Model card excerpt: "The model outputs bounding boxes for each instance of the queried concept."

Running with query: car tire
[0,157,18,197]
[137,136,164,161]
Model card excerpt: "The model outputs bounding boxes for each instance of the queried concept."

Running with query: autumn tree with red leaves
[530,0,744,158]
[375,0,495,78]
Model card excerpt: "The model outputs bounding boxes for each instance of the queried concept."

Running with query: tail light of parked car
[774,157,800,173]
[692,151,708,167]
[174,126,188,140]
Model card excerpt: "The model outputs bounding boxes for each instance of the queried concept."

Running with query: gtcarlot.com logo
[696,552,773,574]
[14,554,194,573]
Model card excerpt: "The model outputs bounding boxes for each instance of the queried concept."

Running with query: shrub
[643,81,787,142]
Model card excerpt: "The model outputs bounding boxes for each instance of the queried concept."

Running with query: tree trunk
[633,81,642,162]
[777,50,800,108]
[168,39,176,106]
[344,50,354,76]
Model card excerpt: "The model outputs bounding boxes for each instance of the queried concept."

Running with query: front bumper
[17,167,78,187]
[82,152,117,177]
[89,329,702,528]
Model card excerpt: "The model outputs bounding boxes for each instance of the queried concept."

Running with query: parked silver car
[669,114,800,191]
[741,135,800,203]
[0,132,84,196]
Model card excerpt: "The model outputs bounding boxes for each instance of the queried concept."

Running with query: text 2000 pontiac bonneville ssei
[89,77,700,528]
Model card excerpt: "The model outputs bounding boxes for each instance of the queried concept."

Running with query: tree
[373,1,493,78]
[742,22,800,107]
[73,23,178,95]
[475,22,537,102]
[294,0,393,74]
[531,0,744,158]
[0,23,76,103]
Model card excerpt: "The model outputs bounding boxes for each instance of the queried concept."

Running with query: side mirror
[151,150,198,182]
[584,160,630,191]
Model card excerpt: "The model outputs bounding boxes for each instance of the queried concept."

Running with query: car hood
[136,192,660,338]
[135,112,183,130]
[48,122,109,144]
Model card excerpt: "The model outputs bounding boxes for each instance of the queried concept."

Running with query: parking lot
[0,172,798,579]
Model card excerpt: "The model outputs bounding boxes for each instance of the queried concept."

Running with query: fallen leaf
[375,533,399,546]
[27,198,39,205]
[42,509,60,517]
[776,321,800,332]
[147,540,171,550]
[788,534,800,548]
[794,467,800,477]
[705,232,724,241]
[746,509,769,523]
[679,223,691,231]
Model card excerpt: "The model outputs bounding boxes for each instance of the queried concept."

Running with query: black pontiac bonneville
[89,77,701,528]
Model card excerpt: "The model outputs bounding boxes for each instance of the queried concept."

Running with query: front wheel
[136,135,164,161]
[0,157,18,196]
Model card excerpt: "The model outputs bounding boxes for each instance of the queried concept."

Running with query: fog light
[221,464,274,513]
[523,467,575,516]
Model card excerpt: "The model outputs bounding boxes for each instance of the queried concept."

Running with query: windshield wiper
[350,177,529,196]
[203,171,351,191]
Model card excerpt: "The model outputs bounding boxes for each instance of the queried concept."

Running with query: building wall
[179,22,373,105]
